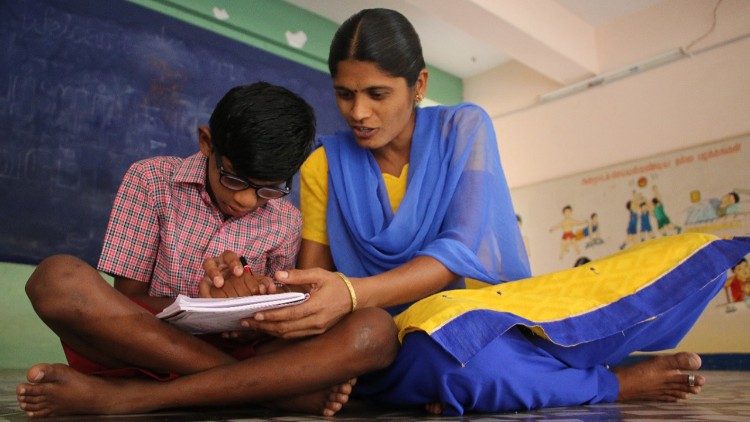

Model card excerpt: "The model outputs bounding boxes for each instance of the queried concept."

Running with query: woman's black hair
[328,8,426,86]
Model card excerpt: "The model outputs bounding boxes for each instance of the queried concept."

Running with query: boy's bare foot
[18,363,356,418]
[17,363,152,417]
[323,378,357,416]
[613,352,705,402]
[265,378,357,416]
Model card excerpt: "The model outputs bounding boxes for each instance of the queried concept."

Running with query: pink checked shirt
[98,153,301,298]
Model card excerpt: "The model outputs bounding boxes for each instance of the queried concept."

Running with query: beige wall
[465,0,750,189]
[496,35,750,188]
[597,0,750,71]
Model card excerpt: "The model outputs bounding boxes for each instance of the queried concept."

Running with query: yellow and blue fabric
[357,234,750,414]
[394,233,744,364]
[315,103,531,315]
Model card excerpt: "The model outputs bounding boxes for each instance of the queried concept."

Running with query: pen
[240,256,251,273]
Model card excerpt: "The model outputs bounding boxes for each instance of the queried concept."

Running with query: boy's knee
[344,307,399,370]
[26,254,91,310]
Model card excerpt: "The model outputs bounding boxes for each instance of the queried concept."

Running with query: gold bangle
[335,272,358,312]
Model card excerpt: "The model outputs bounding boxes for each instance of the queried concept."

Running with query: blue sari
[321,103,531,314]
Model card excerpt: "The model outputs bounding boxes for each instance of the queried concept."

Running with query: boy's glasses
[213,150,291,199]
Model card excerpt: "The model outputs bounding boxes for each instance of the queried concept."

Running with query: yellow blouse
[300,147,408,246]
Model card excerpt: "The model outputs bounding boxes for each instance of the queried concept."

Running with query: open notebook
[156,292,309,334]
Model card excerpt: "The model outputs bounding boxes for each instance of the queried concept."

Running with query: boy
[18,83,398,417]
[549,205,588,259]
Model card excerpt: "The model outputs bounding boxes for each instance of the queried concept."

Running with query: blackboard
[0,0,346,266]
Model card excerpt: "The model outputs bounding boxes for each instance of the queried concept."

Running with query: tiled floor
[1,369,749,421]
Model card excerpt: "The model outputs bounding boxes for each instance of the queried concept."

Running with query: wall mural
[512,133,750,318]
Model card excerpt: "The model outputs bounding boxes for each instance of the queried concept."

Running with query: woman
[236,8,748,415]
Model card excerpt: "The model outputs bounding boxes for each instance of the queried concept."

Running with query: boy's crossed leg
[18,254,398,417]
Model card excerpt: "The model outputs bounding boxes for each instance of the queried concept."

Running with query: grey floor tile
[2,370,748,421]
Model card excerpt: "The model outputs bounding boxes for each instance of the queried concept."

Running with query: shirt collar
[174,152,208,187]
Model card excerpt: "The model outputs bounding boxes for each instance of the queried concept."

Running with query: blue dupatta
[321,103,531,313]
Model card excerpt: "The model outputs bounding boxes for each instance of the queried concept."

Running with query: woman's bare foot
[425,402,443,414]
[265,377,357,416]
[17,363,153,417]
[613,352,705,402]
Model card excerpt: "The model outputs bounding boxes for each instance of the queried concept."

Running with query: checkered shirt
[97,153,301,298]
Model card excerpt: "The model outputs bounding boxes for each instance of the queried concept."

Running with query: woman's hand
[240,268,355,339]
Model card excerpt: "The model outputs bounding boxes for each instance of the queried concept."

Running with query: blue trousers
[357,272,725,415]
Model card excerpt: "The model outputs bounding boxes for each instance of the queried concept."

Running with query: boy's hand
[197,262,276,342]
[198,272,277,298]
[202,250,244,289]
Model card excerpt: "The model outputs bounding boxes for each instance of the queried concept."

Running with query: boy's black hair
[209,82,315,181]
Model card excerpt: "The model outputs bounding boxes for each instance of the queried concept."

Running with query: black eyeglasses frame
[213,150,291,200]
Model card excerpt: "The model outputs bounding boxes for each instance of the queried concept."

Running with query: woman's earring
[415,92,424,104]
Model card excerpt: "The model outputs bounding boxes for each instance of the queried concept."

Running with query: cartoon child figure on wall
[651,185,681,236]
[622,192,642,249]
[577,212,604,248]
[549,205,588,260]
[639,201,657,242]
[716,192,742,219]
[723,258,749,313]
[685,190,742,226]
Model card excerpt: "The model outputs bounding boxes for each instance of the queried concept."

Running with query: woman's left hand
[239,268,355,339]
